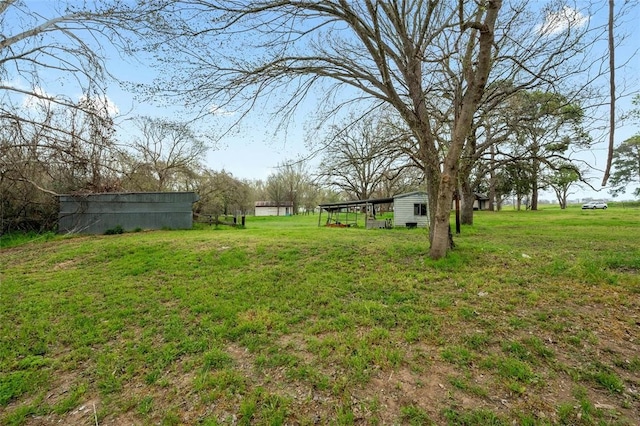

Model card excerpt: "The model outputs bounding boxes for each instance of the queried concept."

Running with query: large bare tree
[264,161,314,215]
[317,114,407,200]
[142,0,502,259]
[124,117,209,191]
[0,91,122,232]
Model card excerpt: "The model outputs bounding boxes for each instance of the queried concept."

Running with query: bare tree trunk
[531,169,539,210]
[427,170,461,252]
[488,144,497,211]
[602,0,616,186]
[459,128,476,225]
[425,161,440,245]
[460,178,475,225]
[431,169,457,257]
[530,144,540,211]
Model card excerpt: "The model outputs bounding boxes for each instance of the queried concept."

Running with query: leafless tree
[602,0,616,186]
[265,161,314,215]
[298,180,322,215]
[124,116,209,192]
[0,0,153,145]
[317,114,408,200]
[0,90,121,232]
[265,172,288,216]
[141,0,504,258]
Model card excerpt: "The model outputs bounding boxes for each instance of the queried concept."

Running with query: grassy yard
[1,205,639,425]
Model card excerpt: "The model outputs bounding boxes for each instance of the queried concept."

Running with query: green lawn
[1,205,639,425]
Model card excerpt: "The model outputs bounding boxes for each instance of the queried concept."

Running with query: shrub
[104,225,124,235]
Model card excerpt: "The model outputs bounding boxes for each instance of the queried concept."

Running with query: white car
[582,201,608,209]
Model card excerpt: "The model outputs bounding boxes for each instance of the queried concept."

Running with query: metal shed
[58,192,199,234]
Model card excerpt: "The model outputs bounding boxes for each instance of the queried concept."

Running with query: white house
[393,191,429,228]
[254,201,293,216]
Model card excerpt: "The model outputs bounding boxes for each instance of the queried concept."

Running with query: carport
[317,197,394,228]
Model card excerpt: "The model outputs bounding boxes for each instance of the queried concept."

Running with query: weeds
[400,404,434,425]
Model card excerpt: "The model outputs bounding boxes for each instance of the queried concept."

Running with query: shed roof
[393,191,428,200]
[58,191,199,204]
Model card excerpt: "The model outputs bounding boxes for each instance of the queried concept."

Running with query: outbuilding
[254,201,294,216]
[392,191,429,228]
[58,192,199,234]
[453,193,490,210]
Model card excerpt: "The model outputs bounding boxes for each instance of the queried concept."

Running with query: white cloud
[1,77,26,91]
[538,6,589,35]
[209,104,235,117]
[22,86,55,111]
[17,86,119,118]
[78,94,120,117]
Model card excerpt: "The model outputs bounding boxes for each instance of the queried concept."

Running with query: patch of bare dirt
[53,259,78,270]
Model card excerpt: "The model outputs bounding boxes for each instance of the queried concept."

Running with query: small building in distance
[254,201,294,216]
[392,191,429,228]
[470,193,490,210]
[58,192,199,234]
[452,193,490,210]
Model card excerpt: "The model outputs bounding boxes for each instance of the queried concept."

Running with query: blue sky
[8,1,640,199]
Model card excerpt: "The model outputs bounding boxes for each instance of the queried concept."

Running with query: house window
[413,203,427,216]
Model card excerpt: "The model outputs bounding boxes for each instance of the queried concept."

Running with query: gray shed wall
[393,192,429,228]
[58,192,199,234]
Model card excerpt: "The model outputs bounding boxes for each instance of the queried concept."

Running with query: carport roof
[318,197,394,211]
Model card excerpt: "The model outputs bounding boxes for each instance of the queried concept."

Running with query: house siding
[254,206,291,216]
[393,192,429,228]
